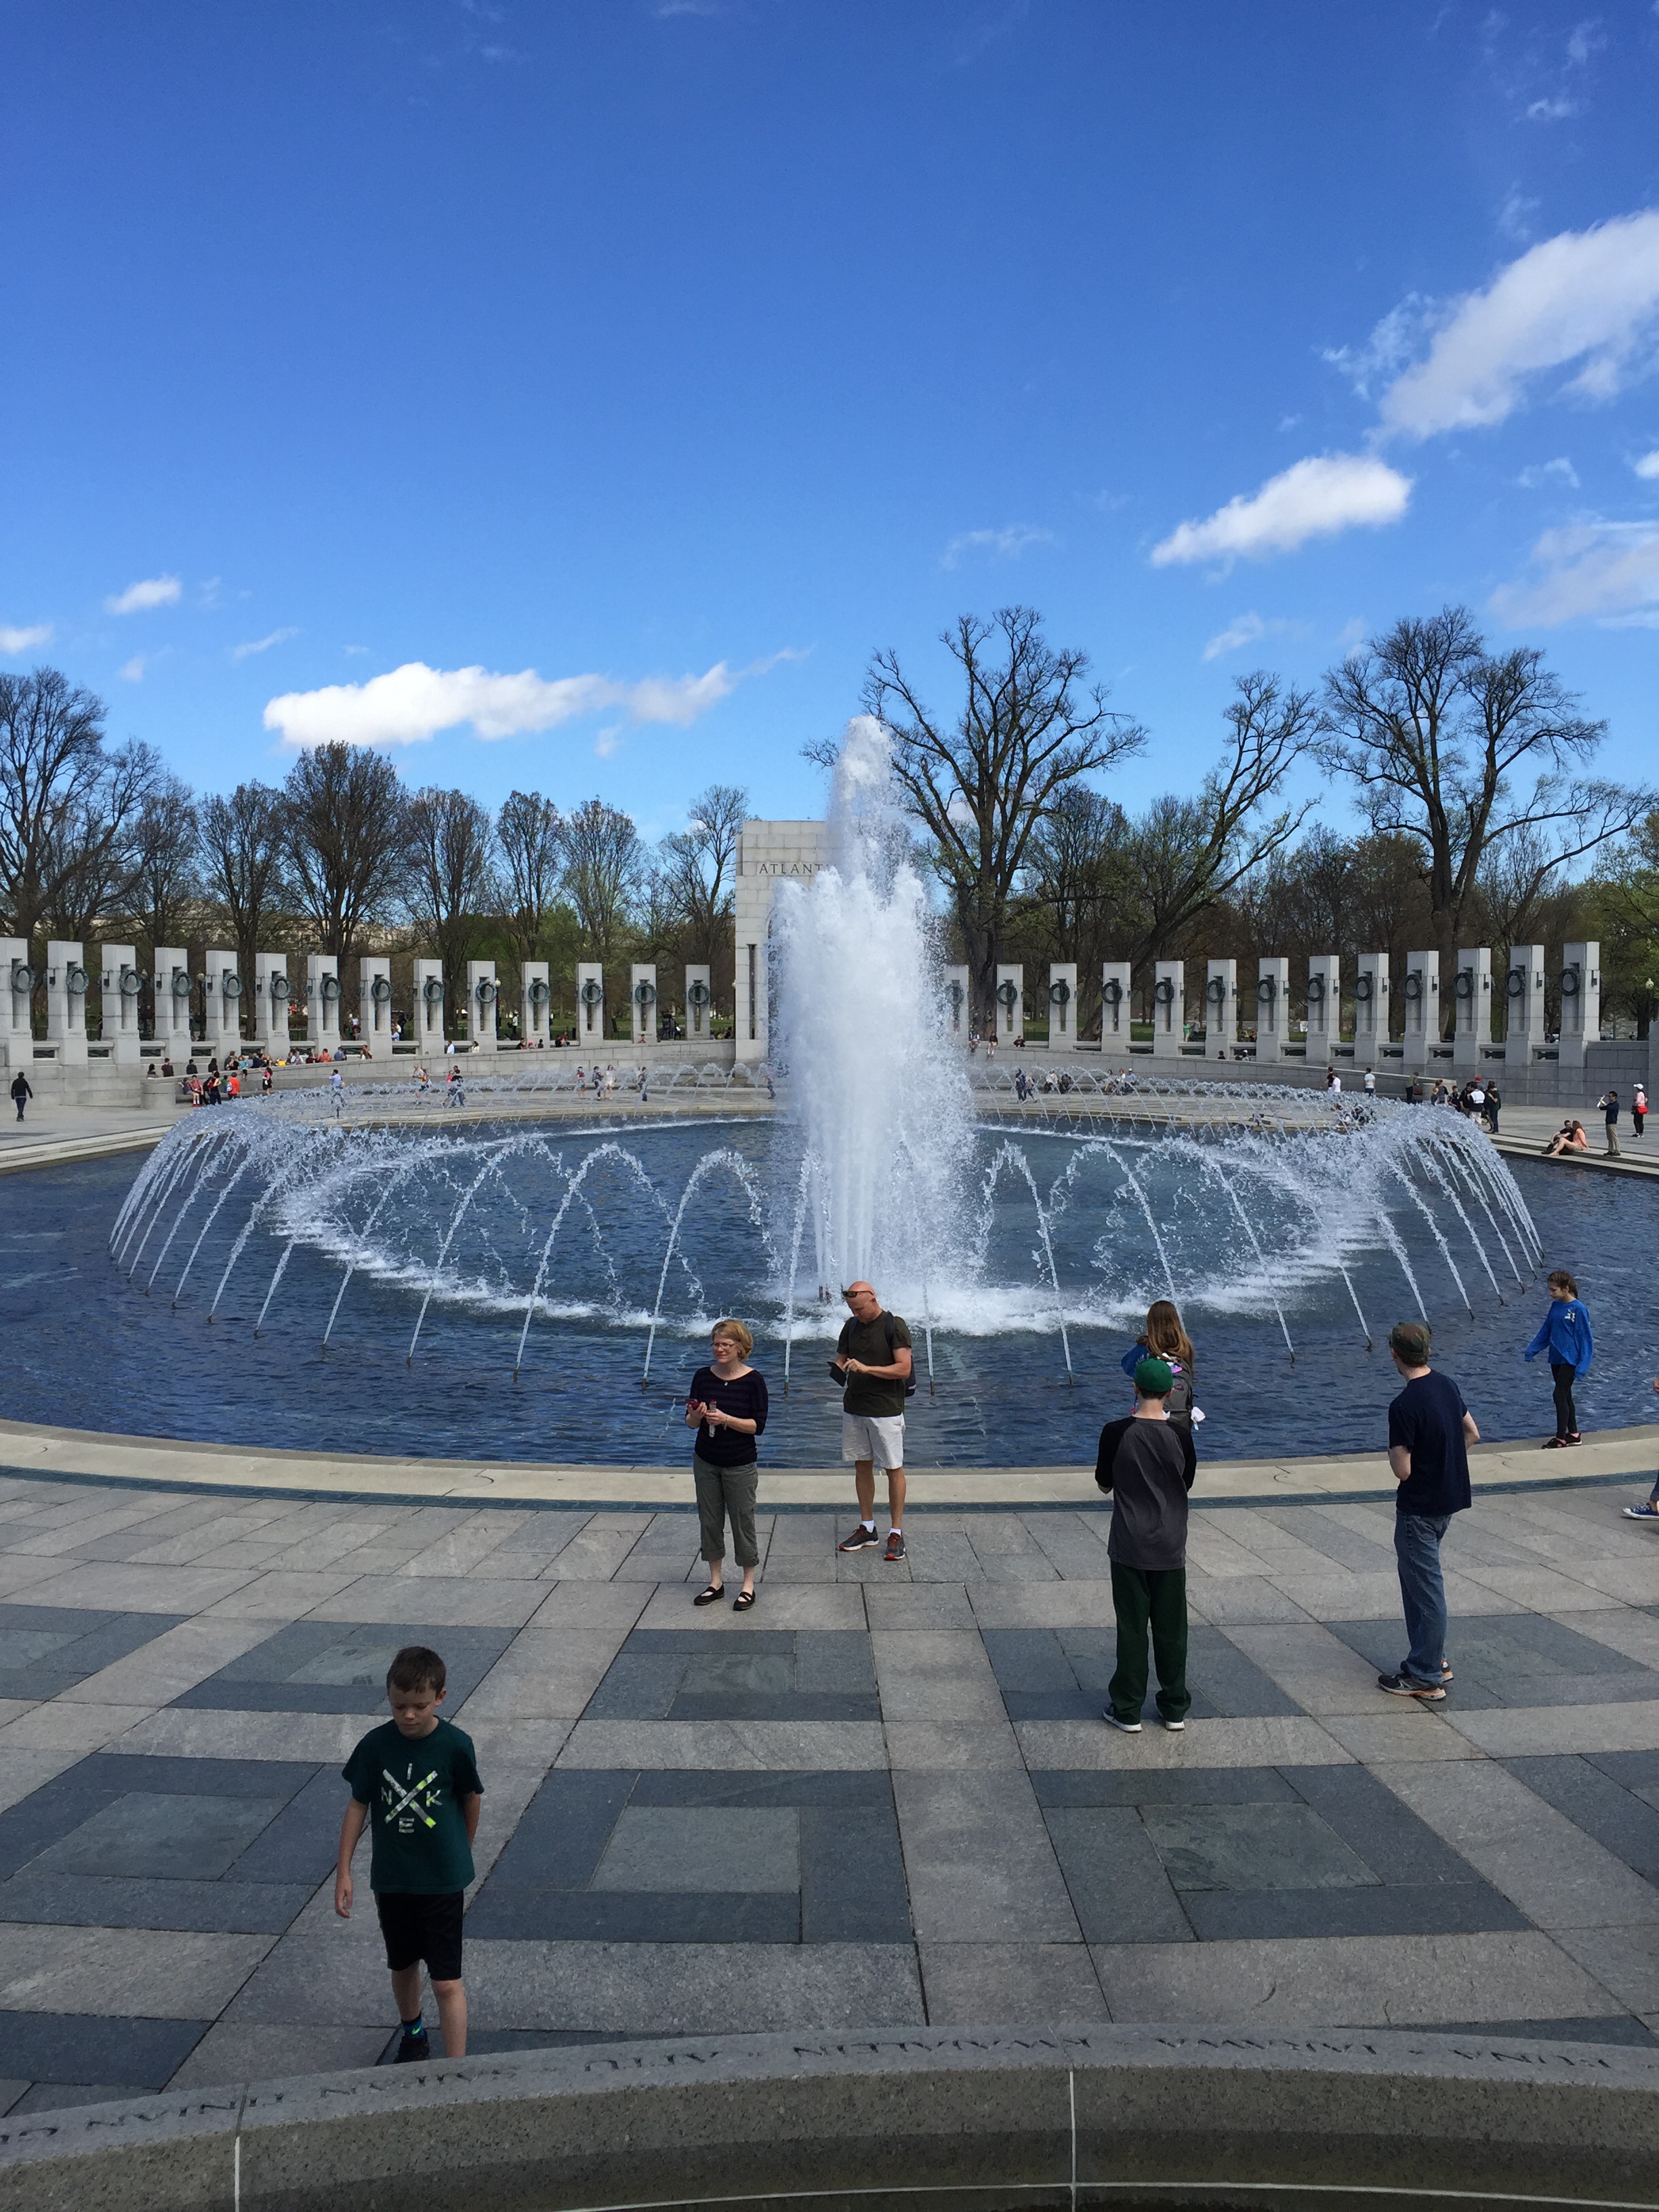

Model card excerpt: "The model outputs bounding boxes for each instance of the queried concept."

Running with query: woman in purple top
[685,1320,769,1611]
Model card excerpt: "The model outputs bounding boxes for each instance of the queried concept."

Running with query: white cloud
[1202,613,1265,661]
[1150,454,1412,568]
[1491,519,1659,626]
[264,657,752,749]
[1634,449,1659,478]
[1565,18,1606,66]
[1517,456,1580,488]
[104,574,181,615]
[941,523,1056,569]
[593,725,623,759]
[118,655,147,682]
[1497,186,1540,243]
[1525,94,1580,121]
[0,623,53,654]
[1323,296,1437,399]
[231,628,298,661]
[1375,211,1659,439]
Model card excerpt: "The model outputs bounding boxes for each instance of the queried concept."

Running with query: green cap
[1134,1355,1174,1397]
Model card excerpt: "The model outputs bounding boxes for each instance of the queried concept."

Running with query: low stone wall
[3,2024,1656,2212]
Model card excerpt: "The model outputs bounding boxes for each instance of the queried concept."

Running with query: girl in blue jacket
[1524,1269,1593,1447]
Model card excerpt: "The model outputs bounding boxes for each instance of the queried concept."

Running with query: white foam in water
[768,714,974,1314]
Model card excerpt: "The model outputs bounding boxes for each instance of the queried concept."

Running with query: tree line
[825,603,1656,1042]
[5,596,1655,1052]
[0,668,745,1039]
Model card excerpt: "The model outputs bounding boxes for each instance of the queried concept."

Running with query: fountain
[65,719,1593,1465]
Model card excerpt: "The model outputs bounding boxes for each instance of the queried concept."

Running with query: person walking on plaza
[9,1070,30,1124]
[1094,1356,1196,1733]
[1633,1082,1647,1139]
[1623,1378,1659,1520]
[1378,1322,1477,1700]
[834,1280,913,1561]
[336,1645,483,2062]
[1525,1269,1593,1448]
[1483,1079,1501,1135]
[1119,1300,1197,1431]
[685,1319,769,1610]
[1597,1088,1620,1156]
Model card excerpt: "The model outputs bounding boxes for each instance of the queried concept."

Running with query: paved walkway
[0,1467,1656,2115]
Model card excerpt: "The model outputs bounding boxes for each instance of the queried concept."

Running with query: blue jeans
[1395,1511,1451,1684]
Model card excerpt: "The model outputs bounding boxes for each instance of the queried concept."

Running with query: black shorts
[375,1889,464,1982]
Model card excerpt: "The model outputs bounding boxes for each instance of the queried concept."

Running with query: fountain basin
[3,2024,1656,2212]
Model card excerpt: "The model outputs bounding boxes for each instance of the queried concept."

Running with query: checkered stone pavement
[0,1476,1655,2113]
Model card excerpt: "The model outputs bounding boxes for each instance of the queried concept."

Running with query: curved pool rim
[3,2022,1656,2212]
[2,1411,1656,1512]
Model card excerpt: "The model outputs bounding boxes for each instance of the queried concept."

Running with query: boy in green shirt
[336,1644,484,2062]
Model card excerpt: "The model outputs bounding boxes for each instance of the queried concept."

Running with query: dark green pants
[1108,1561,1190,1724]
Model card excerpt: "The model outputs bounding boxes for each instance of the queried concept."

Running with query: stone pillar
[1504,944,1547,1061]
[520,960,550,1048]
[1304,955,1340,1066]
[630,963,657,1048]
[204,950,243,1054]
[1353,953,1389,1065]
[1151,960,1185,1059]
[307,955,342,1052]
[97,943,142,1065]
[1255,957,1290,1062]
[1558,940,1601,1069]
[1100,962,1132,1055]
[46,941,88,1063]
[466,960,499,1052]
[942,965,970,1039]
[255,952,291,1054]
[576,960,606,1048]
[154,948,191,1052]
[359,956,393,1053]
[1046,962,1078,1053]
[1451,946,1493,1073]
[1401,949,1440,1071]
[994,963,1024,1045]
[1205,959,1237,1060]
[683,964,712,1044]
[1,938,31,1069]
[411,959,445,1055]
[733,819,830,1064]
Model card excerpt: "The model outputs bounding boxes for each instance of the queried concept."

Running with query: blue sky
[3,1,1658,844]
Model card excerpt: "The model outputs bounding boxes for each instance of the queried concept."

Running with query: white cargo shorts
[842,1412,905,1470]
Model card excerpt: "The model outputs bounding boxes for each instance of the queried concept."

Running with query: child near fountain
[1095,1357,1197,1732]
[335,1645,484,2063]
[1120,1302,1196,1429]
[1524,1270,1593,1447]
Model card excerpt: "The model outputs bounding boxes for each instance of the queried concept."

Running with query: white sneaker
[1160,1717,1185,1732]
[1101,1711,1141,1733]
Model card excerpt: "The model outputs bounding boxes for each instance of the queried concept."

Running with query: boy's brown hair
[1388,1322,1433,1368]
[386,1645,447,1697]
[1547,1269,1578,1296]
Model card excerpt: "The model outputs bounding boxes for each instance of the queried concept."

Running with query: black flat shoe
[733,1589,756,1611]
[694,1586,723,1606]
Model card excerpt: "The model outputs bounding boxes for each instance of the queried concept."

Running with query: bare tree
[405,787,498,1012]
[1016,786,1134,1034]
[832,608,1145,1024]
[496,790,564,970]
[131,773,201,955]
[283,742,407,958]
[199,783,287,986]
[1123,671,1319,971]
[1318,607,1639,996]
[0,669,155,947]
[561,798,644,963]
[658,783,747,966]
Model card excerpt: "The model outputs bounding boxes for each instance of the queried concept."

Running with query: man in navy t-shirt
[1380,1320,1479,1698]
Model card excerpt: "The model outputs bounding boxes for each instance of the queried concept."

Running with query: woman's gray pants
[694,1455,759,1568]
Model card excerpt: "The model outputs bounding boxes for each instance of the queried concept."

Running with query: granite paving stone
[0,1477,1657,2068]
